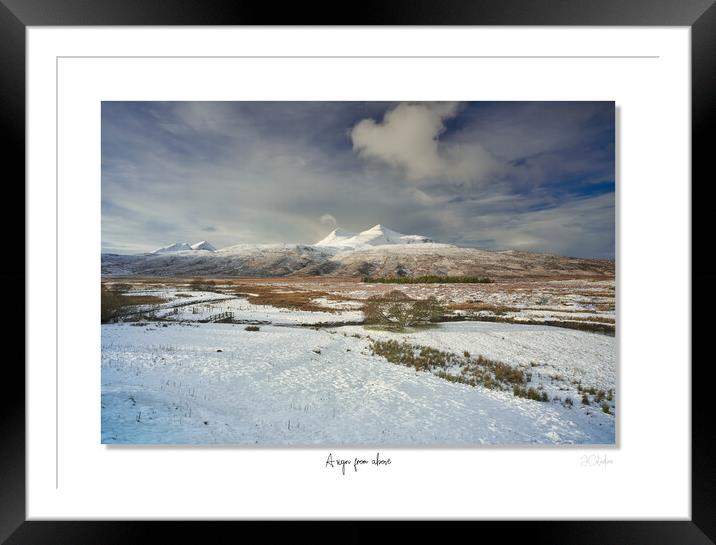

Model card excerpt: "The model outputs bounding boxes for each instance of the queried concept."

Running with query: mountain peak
[315,228,357,247]
[152,241,216,253]
[315,224,437,249]
[330,228,355,237]
[191,240,216,251]
[152,242,192,254]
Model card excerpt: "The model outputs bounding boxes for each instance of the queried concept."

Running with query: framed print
[9,0,715,542]
[98,99,617,448]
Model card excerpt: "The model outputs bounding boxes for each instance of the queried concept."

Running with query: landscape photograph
[101,101,616,445]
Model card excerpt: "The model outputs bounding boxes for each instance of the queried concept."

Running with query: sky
[101,101,615,258]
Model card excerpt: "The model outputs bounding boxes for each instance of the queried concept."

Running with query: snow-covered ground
[151,294,363,325]
[102,303,616,444]
[343,322,615,398]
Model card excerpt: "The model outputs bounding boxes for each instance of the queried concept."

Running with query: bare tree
[363,290,444,329]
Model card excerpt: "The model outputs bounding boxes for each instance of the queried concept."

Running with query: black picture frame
[5,0,714,542]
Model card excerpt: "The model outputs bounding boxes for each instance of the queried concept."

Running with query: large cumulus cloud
[350,102,501,184]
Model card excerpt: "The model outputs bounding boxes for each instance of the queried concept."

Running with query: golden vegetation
[101,284,165,323]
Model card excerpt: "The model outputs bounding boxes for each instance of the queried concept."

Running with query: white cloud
[319,214,337,226]
[350,102,502,184]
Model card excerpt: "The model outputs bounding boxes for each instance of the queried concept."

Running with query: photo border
[8,0,714,541]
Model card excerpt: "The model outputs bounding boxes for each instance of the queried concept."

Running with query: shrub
[363,291,445,329]
[435,371,476,386]
[513,386,549,402]
[582,394,591,405]
[412,296,445,323]
[492,361,526,385]
[244,325,260,331]
[601,402,611,414]
[101,285,131,323]
[362,275,493,284]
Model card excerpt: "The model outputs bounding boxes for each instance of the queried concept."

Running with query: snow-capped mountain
[152,241,216,254]
[315,224,437,249]
[104,227,614,278]
[190,240,216,251]
[152,242,193,254]
[314,228,356,247]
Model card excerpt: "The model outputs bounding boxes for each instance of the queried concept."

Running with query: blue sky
[102,101,615,258]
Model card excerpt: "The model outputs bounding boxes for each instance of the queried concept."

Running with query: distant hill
[103,226,614,279]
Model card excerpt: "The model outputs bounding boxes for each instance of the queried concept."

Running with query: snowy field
[153,295,363,325]
[102,284,616,445]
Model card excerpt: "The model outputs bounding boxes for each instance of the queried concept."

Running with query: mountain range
[101,225,614,278]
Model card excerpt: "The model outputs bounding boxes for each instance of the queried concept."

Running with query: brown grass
[102,277,363,313]
[101,276,615,328]
[370,339,532,395]
[123,295,166,305]
[564,315,615,324]
[448,302,517,314]
[101,287,167,323]
[231,284,355,313]
[444,313,616,336]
